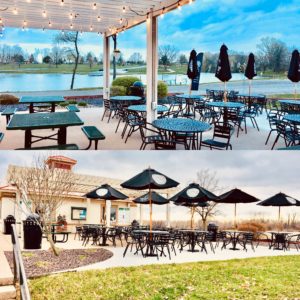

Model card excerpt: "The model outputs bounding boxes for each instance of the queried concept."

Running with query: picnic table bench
[16,144,79,150]
[1,107,16,124]
[67,105,80,112]
[82,126,105,150]
[19,96,65,113]
[51,231,71,243]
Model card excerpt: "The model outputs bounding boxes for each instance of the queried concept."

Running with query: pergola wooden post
[103,34,110,101]
[146,10,158,125]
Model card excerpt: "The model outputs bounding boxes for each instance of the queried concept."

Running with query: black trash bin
[23,214,42,249]
[207,223,219,242]
[4,215,16,235]
[129,81,145,99]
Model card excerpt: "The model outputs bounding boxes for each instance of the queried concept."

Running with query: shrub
[110,86,127,97]
[237,221,267,233]
[78,102,87,107]
[112,76,140,94]
[60,102,69,107]
[157,81,168,99]
[0,94,19,105]
[68,100,78,104]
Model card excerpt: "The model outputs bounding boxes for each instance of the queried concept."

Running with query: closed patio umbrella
[85,184,128,224]
[121,167,179,231]
[287,50,300,98]
[170,183,218,229]
[257,192,300,228]
[245,53,257,96]
[215,44,232,101]
[133,191,169,205]
[187,49,199,95]
[215,188,259,229]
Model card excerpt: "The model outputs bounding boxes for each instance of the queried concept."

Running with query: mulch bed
[4,248,113,278]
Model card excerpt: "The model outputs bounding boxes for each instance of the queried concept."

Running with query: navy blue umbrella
[245,53,257,96]
[187,49,199,95]
[287,50,300,98]
[215,44,232,101]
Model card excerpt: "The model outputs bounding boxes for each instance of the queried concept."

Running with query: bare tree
[7,154,75,256]
[159,45,178,71]
[128,52,143,64]
[194,169,224,229]
[51,46,64,68]
[55,31,80,89]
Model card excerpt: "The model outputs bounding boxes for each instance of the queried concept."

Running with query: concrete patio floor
[1,232,298,275]
[0,106,287,150]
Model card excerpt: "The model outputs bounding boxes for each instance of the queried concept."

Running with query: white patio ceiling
[0,0,191,35]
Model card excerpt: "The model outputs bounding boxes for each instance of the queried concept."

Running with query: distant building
[0,156,174,233]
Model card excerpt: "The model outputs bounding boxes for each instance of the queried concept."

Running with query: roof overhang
[0,0,192,36]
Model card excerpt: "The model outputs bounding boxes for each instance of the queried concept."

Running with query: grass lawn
[29,255,300,300]
[268,94,300,99]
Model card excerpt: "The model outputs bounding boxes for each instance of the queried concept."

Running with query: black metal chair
[265,113,279,146]
[201,123,234,150]
[74,226,83,240]
[238,232,255,252]
[197,232,215,254]
[101,99,118,122]
[123,232,145,257]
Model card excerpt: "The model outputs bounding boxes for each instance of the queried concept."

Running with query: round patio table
[225,230,248,251]
[128,105,168,114]
[179,230,206,252]
[152,118,211,150]
[279,100,300,106]
[176,95,205,117]
[206,101,245,124]
[110,96,142,102]
[283,114,300,124]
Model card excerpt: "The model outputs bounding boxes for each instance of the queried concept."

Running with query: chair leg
[101,108,108,121]
[265,130,272,145]
[271,134,280,150]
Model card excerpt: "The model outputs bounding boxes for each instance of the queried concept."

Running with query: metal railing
[11,224,31,300]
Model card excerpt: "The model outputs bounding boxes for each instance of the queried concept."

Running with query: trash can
[23,214,42,249]
[207,223,219,242]
[129,81,145,99]
[3,215,16,235]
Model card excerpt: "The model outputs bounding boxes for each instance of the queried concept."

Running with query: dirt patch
[4,248,113,278]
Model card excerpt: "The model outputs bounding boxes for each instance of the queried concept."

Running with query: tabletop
[133,230,169,235]
[283,114,300,124]
[19,95,65,103]
[206,101,245,109]
[128,105,168,113]
[152,118,211,133]
[279,100,300,106]
[110,96,142,102]
[176,94,205,100]
[7,112,84,130]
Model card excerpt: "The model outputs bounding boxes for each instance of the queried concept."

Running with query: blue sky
[1,0,300,59]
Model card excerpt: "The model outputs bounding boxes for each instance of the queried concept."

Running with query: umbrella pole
[189,81,192,96]
[294,83,297,100]
[278,206,281,231]
[234,203,237,229]
[224,81,227,102]
[149,188,152,232]
[249,79,252,97]
[190,207,194,229]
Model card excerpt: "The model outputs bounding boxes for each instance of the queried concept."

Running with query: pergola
[0,0,192,123]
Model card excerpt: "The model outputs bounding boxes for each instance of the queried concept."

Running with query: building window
[110,206,117,222]
[71,207,87,220]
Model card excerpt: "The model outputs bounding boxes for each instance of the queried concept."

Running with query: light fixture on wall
[113,49,121,60]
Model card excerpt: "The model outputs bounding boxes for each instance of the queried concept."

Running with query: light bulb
[178,2,182,10]
[23,20,27,26]
[189,0,193,4]
[97,16,101,22]
[42,10,47,18]
[0,18,2,24]
[13,7,18,15]
[122,6,126,13]
[70,24,73,29]
[93,3,97,10]
[61,0,64,5]
[90,25,93,31]
[119,18,123,24]
[48,21,52,27]
[69,13,73,19]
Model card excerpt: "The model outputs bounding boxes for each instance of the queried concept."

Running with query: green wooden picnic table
[19,96,65,113]
[7,112,84,148]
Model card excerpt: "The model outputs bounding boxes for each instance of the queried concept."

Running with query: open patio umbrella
[287,50,300,99]
[121,168,179,231]
[85,184,128,224]
[170,183,218,229]
[215,44,232,101]
[187,49,199,95]
[215,188,259,229]
[133,191,169,205]
[257,192,300,229]
[245,53,257,96]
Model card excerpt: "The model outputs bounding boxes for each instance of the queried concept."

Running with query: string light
[93,3,97,10]
[69,13,73,19]
[60,0,65,5]
[42,10,47,18]
[22,26,25,31]
[70,23,73,29]
[122,6,126,13]
[189,0,193,4]
[161,7,165,18]
[23,20,27,26]
[48,21,52,27]
[0,18,2,24]
[13,7,18,15]
[97,16,101,22]
[178,2,182,10]
[90,25,93,31]
[119,18,123,24]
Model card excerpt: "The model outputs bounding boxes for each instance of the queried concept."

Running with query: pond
[0,72,250,92]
